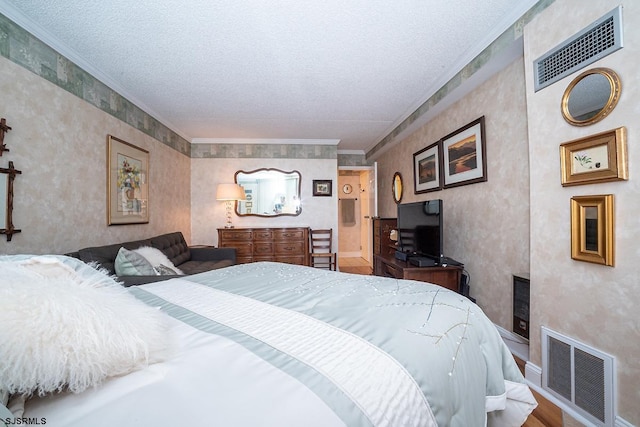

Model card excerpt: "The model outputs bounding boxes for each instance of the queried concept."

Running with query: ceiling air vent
[541,327,615,426]
[534,6,623,92]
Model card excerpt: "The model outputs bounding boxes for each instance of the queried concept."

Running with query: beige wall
[524,0,640,422]
[0,56,191,255]
[374,57,530,329]
[191,158,338,248]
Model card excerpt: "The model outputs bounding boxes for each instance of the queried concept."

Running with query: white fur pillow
[0,256,172,397]
[133,246,184,275]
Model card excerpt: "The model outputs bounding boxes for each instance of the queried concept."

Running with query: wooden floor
[338,256,372,275]
[338,257,563,426]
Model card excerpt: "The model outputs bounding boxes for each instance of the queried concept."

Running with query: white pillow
[0,256,173,397]
[115,247,157,276]
[134,246,184,275]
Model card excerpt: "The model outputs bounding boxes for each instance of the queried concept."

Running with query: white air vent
[534,6,623,91]
[541,327,615,426]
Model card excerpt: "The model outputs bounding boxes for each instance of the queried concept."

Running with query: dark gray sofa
[70,231,236,286]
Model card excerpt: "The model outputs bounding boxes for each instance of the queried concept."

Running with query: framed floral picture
[413,141,442,194]
[107,135,149,225]
[442,116,487,189]
[559,127,628,186]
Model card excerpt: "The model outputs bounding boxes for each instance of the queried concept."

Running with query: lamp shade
[216,183,245,201]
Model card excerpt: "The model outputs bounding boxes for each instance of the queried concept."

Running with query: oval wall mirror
[561,67,621,127]
[235,168,302,217]
[392,172,403,204]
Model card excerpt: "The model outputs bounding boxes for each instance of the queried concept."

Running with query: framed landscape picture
[107,135,149,225]
[312,180,332,196]
[442,116,487,189]
[413,141,442,194]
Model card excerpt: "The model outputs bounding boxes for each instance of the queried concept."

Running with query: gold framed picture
[559,127,628,187]
[107,135,149,225]
[570,194,614,267]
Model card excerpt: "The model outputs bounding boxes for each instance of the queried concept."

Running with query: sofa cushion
[149,232,191,267]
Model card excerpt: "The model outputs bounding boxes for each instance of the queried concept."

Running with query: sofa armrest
[189,247,236,263]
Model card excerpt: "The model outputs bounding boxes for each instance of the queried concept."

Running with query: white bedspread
[20,261,537,426]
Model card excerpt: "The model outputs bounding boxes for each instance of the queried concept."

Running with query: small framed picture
[570,194,614,266]
[312,180,332,196]
[413,141,442,194]
[442,116,487,189]
[560,127,628,187]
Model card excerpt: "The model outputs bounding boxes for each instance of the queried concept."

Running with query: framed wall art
[559,127,628,187]
[107,135,149,225]
[312,180,332,196]
[570,194,614,266]
[442,116,487,189]
[413,141,442,194]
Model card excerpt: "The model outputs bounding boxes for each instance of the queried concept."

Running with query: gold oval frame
[392,172,403,204]
[561,67,621,127]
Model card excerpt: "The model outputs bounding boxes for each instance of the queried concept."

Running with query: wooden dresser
[373,217,397,273]
[217,227,309,266]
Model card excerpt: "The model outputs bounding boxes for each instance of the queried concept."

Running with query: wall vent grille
[541,327,615,426]
[534,6,623,91]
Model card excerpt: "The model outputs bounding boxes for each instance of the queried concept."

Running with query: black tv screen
[396,200,443,261]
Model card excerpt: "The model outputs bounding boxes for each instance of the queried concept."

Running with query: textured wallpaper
[374,58,530,331]
[0,56,191,255]
[524,0,640,422]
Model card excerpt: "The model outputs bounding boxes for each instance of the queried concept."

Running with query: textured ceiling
[1,0,536,152]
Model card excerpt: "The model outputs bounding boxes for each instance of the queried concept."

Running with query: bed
[0,255,536,427]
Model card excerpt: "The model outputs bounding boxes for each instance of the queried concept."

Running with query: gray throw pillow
[114,247,156,276]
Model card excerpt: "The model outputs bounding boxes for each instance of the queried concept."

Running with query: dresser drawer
[253,230,274,241]
[275,241,304,255]
[253,242,274,256]
[274,229,305,241]
[219,230,253,241]
[383,262,402,279]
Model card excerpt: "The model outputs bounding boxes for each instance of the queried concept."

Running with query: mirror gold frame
[392,172,403,204]
[570,194,614,267]
[561,67,621,127]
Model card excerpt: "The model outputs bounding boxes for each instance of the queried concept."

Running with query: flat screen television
[396,199,443,262]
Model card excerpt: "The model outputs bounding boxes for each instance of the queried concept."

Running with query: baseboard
[525,361,632,427]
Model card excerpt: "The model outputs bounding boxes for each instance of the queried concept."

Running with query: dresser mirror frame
[234,168,302,217]
[561,67,621,127]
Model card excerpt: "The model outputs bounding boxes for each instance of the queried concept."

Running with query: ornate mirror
[0,161,21,241]
[235,168,302,217]
[561,68,621,127]
[392,172,403,204]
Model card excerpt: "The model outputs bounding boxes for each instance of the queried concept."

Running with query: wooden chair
[309,229,337,271]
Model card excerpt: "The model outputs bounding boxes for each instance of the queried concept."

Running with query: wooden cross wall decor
[0,161,22,241]
[0,118,11,156]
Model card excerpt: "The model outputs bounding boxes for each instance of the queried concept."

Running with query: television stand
[373,253,463,292]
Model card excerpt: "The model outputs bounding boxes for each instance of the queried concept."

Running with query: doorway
[337,165,376,272]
